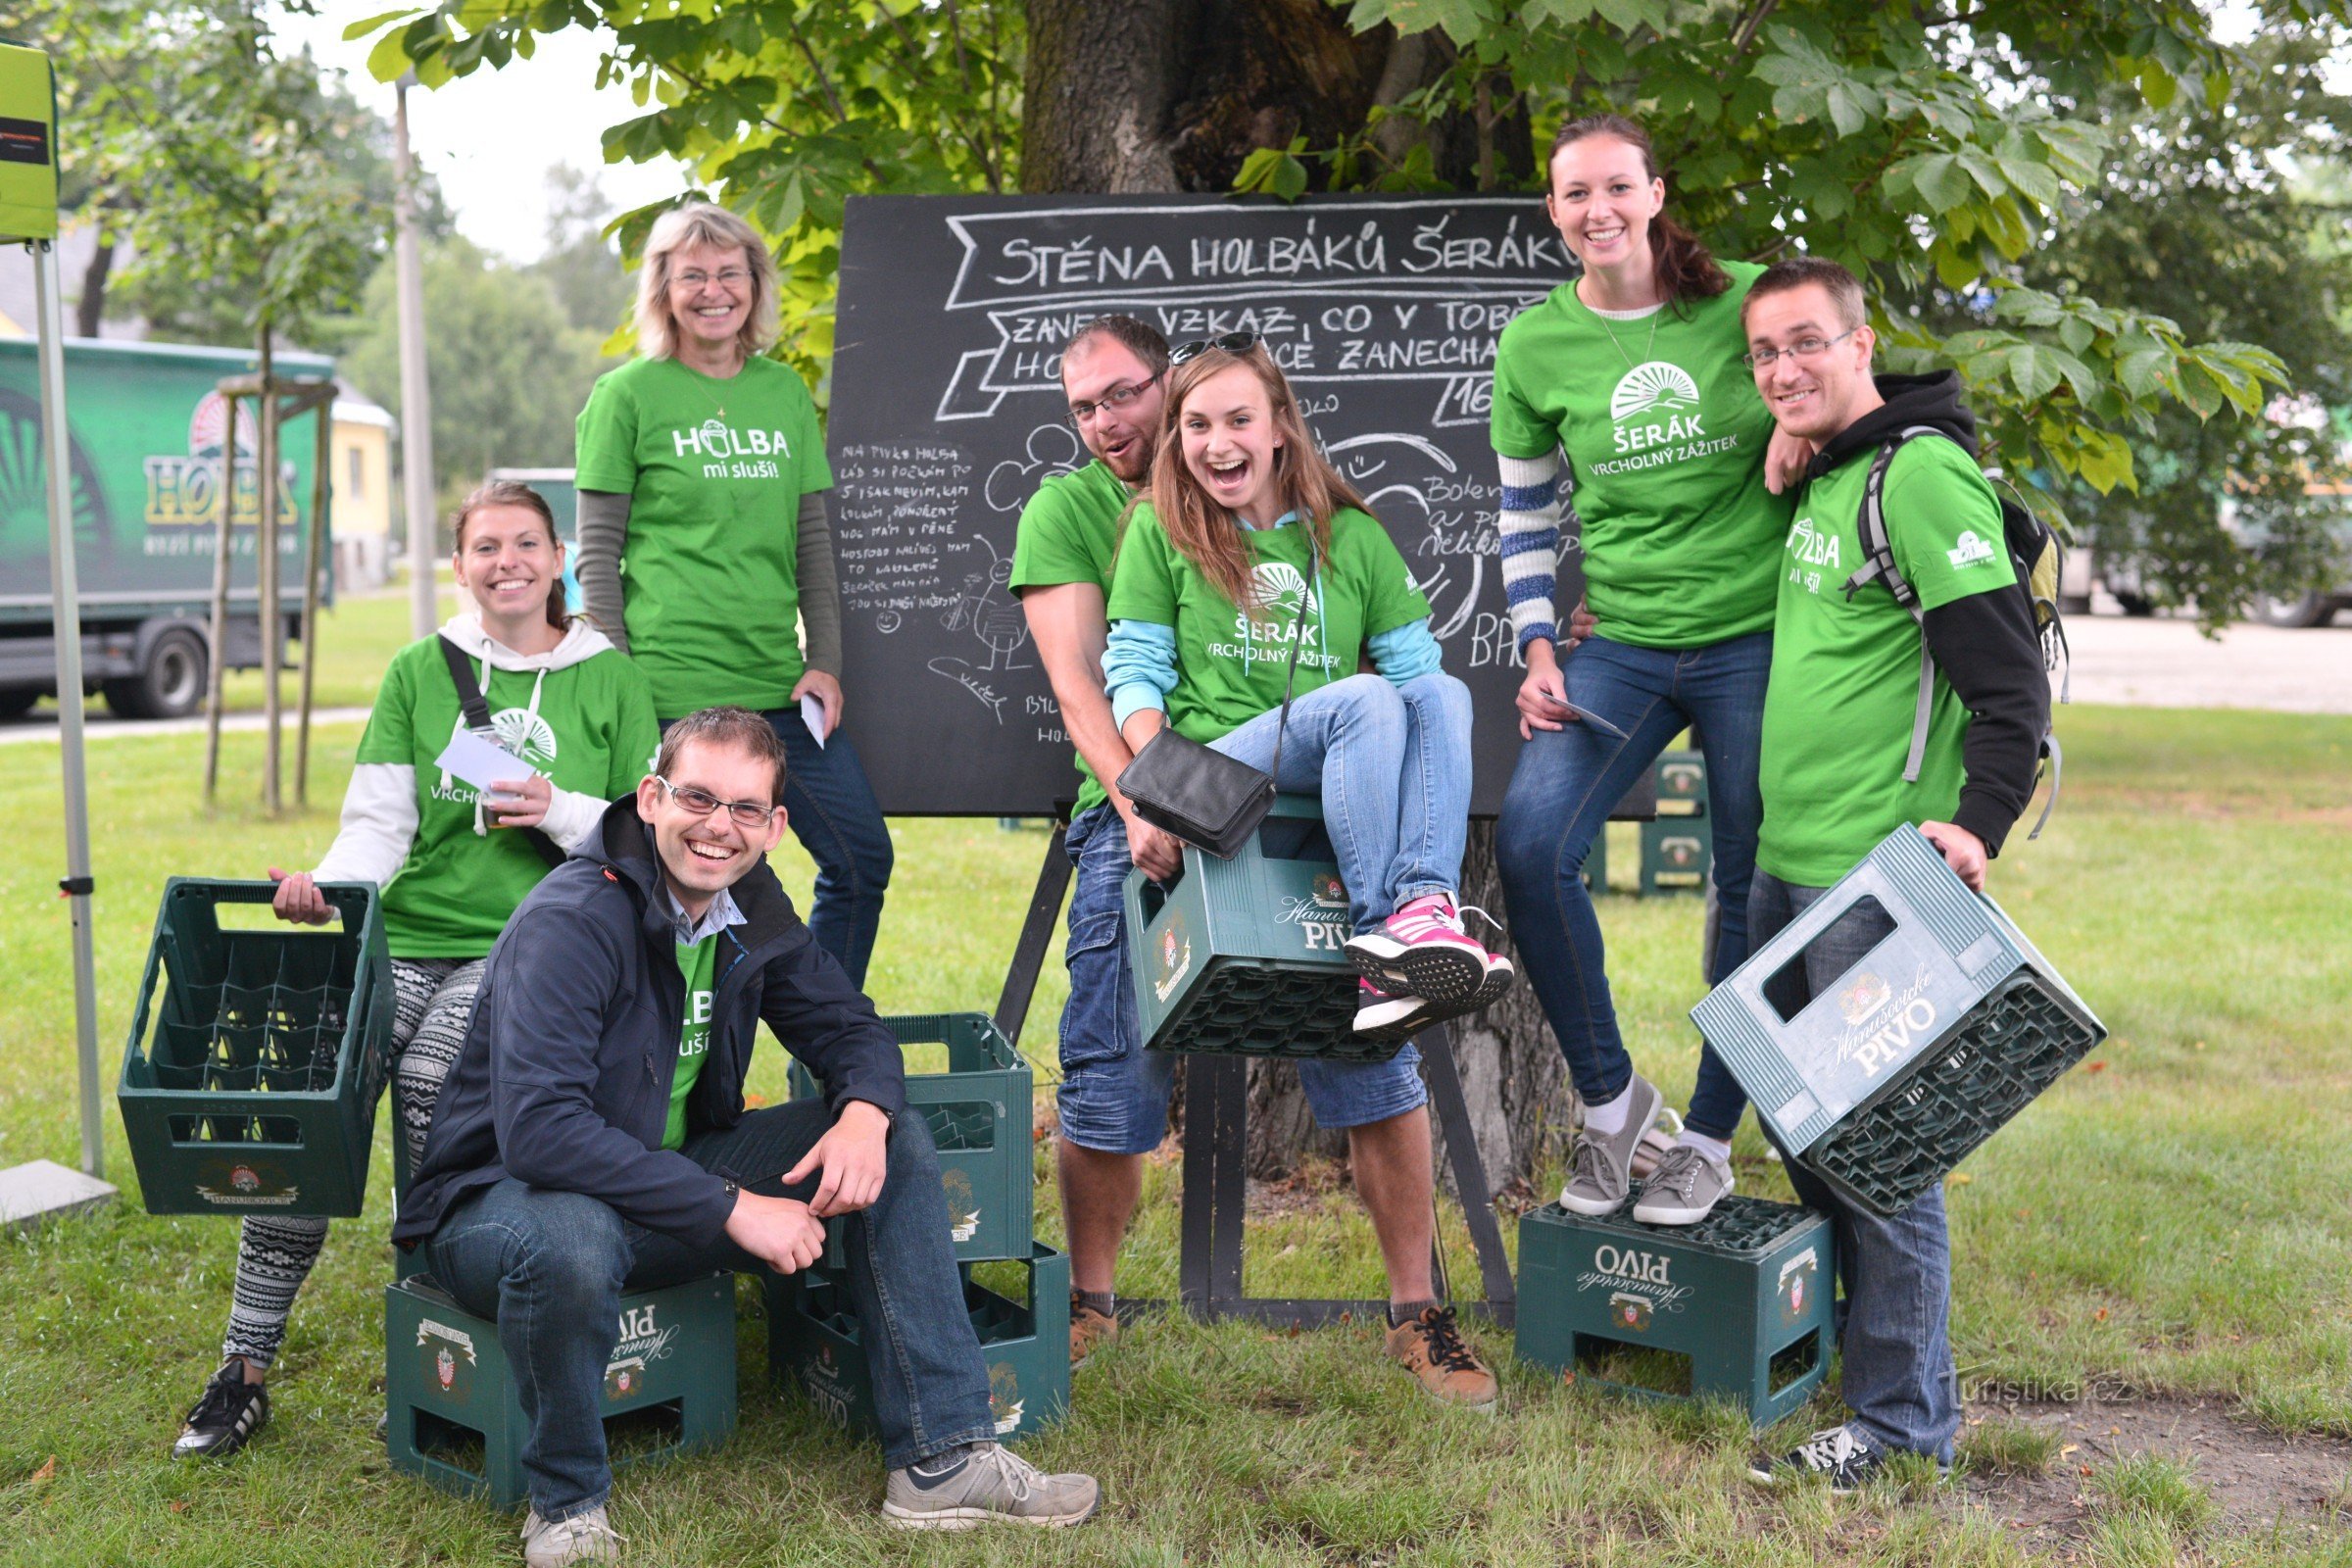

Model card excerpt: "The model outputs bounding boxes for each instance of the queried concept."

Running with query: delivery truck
[0,336,330,719]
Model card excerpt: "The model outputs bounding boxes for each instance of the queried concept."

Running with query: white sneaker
[522,1504,624,1567]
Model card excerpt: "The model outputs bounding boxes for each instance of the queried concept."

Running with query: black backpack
[1840,427,2069,839]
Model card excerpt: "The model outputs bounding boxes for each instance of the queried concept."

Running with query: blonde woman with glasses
[575,201,894,984]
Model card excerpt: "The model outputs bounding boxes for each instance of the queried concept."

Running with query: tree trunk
[1023,0,1555,1187]
[75,233,115,338]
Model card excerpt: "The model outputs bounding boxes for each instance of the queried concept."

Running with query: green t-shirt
[355,637,662,958]
[1757,435,2019,886]
[1106,505,1430,744]
[574,355,835,719]
[1489,260,1788,649]
[1009,459,1132,815]
[663,934,718,1151]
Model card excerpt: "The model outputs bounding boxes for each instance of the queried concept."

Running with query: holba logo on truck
[144,390,299,529]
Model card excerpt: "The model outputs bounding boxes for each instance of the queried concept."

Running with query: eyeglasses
[1169,331,1261,365]
[1067,372,1161,427]
[1741,327,1859,370]
[670,267,750,292]
[649,773,775,828]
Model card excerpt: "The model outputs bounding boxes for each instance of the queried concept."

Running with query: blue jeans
[763,709,895,986]
[1494,632,1769,1140]
[421,1103,995,1519]
[1054,803,1424,1153]
[1210,672,1473,936]
[1749,871,1959,1462]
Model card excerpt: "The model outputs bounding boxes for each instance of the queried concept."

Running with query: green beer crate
[1639,820,1712,895]
[1654,748,1708,818]
[1123,795,1385,1062]
[118,878,393,1216]
[1516,1197,1833,1428]
[768,1242,1070,1445]
[791,1013,1033,1264]
[386,1271,738,1509]
[1639,749,1711,896]
[1692,826,2106,1216]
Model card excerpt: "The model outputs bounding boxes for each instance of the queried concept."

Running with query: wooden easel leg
[1416,1023,1517,1327]
[992,812,1073,1047]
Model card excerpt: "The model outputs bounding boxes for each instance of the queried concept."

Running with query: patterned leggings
[220,957,482,1368]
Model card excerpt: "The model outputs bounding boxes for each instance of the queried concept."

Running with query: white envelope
[434,728,535,795]
[801,692,829,749]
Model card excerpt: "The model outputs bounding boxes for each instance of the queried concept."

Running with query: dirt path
[1951,1394,2351,1548]
[2065,615,2352,714]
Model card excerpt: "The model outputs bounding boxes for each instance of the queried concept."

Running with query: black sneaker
[172,1360,270,1460]
[1748,1424,1952,1494]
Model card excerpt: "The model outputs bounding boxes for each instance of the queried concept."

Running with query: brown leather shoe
[1069,1292,1119,1365]
[1384,1304,1498,1409]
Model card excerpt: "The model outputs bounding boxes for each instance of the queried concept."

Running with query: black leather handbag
[1115,554,1314,860]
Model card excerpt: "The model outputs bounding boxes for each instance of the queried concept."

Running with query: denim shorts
[1054,804,1428,1155]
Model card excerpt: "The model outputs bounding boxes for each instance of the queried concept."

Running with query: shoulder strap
[437,634,495,736]
[1840,426,1946,786]
[436,634,566,870]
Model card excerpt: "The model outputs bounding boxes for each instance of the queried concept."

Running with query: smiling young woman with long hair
[1100,335,1508,1408]
[1490,113,1807,1229]
[172,481,658,1463]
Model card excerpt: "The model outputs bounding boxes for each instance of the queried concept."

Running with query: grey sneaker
[1559,1075,1662,1216]
[883,1441,1101,1530]
[1632,1143,1735,1225]
[521,1504,624,1567]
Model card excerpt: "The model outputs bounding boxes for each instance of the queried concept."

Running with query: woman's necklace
[679,351,745,418]
[1580,275,1664,369]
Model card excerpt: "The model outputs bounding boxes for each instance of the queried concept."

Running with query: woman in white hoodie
[172,480,659,1461]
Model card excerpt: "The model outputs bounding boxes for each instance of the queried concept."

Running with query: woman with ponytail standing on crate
[172,481,659,1461]
[1102,334,1509,1408]
[1492,114,1810,1228]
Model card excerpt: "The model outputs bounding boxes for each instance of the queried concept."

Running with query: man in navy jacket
[396,707,1098,1561]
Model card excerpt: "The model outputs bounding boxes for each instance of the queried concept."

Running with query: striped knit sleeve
[1497,448,1565,652]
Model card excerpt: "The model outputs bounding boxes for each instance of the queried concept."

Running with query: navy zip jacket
[391,795,906,1251]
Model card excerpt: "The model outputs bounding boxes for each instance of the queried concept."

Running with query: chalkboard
[827,193,1588,817]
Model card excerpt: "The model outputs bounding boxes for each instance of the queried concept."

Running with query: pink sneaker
[1344,894,1512,1004]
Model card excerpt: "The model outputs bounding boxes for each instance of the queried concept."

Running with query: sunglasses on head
[1169,331,1262,365]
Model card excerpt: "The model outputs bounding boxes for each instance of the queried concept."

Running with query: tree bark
[1023,0,1557,1188]
[75,233,115,338]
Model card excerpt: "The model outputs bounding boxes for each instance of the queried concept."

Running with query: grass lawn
[0,706,2346,1565]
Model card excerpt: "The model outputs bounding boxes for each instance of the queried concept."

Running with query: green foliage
[1334,0,2317,568]
[350,0,1021,395]
[4,1,402,348]
[2020,20,2352,624]
[339,237,615,517]
[529,163,637,337]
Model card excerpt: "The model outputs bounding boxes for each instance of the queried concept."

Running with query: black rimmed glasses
[649,773,776,828]
[1067,372,1162,427]
[1169,331,1262,365]
[1741,327,1860,371]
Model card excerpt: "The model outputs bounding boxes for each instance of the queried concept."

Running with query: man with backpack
[1738,256,2052,1490]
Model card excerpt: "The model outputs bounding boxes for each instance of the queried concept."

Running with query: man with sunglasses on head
[1009,316,1183,1365]
[1738,257,2046,1492]
[395,707,1100,1563]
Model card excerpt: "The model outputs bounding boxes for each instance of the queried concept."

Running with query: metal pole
[201,390,237,804]
[256,326,280,813]
[32,242,102,1179]
[296,389,329,806]
[394,75,437,641]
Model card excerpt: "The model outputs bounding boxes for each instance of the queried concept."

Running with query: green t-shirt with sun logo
[1105,504,1430,743]
[1757,435,2018,886]
[353,635,661,958]
[1490,259,1788,649]
[574,355,834,719]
